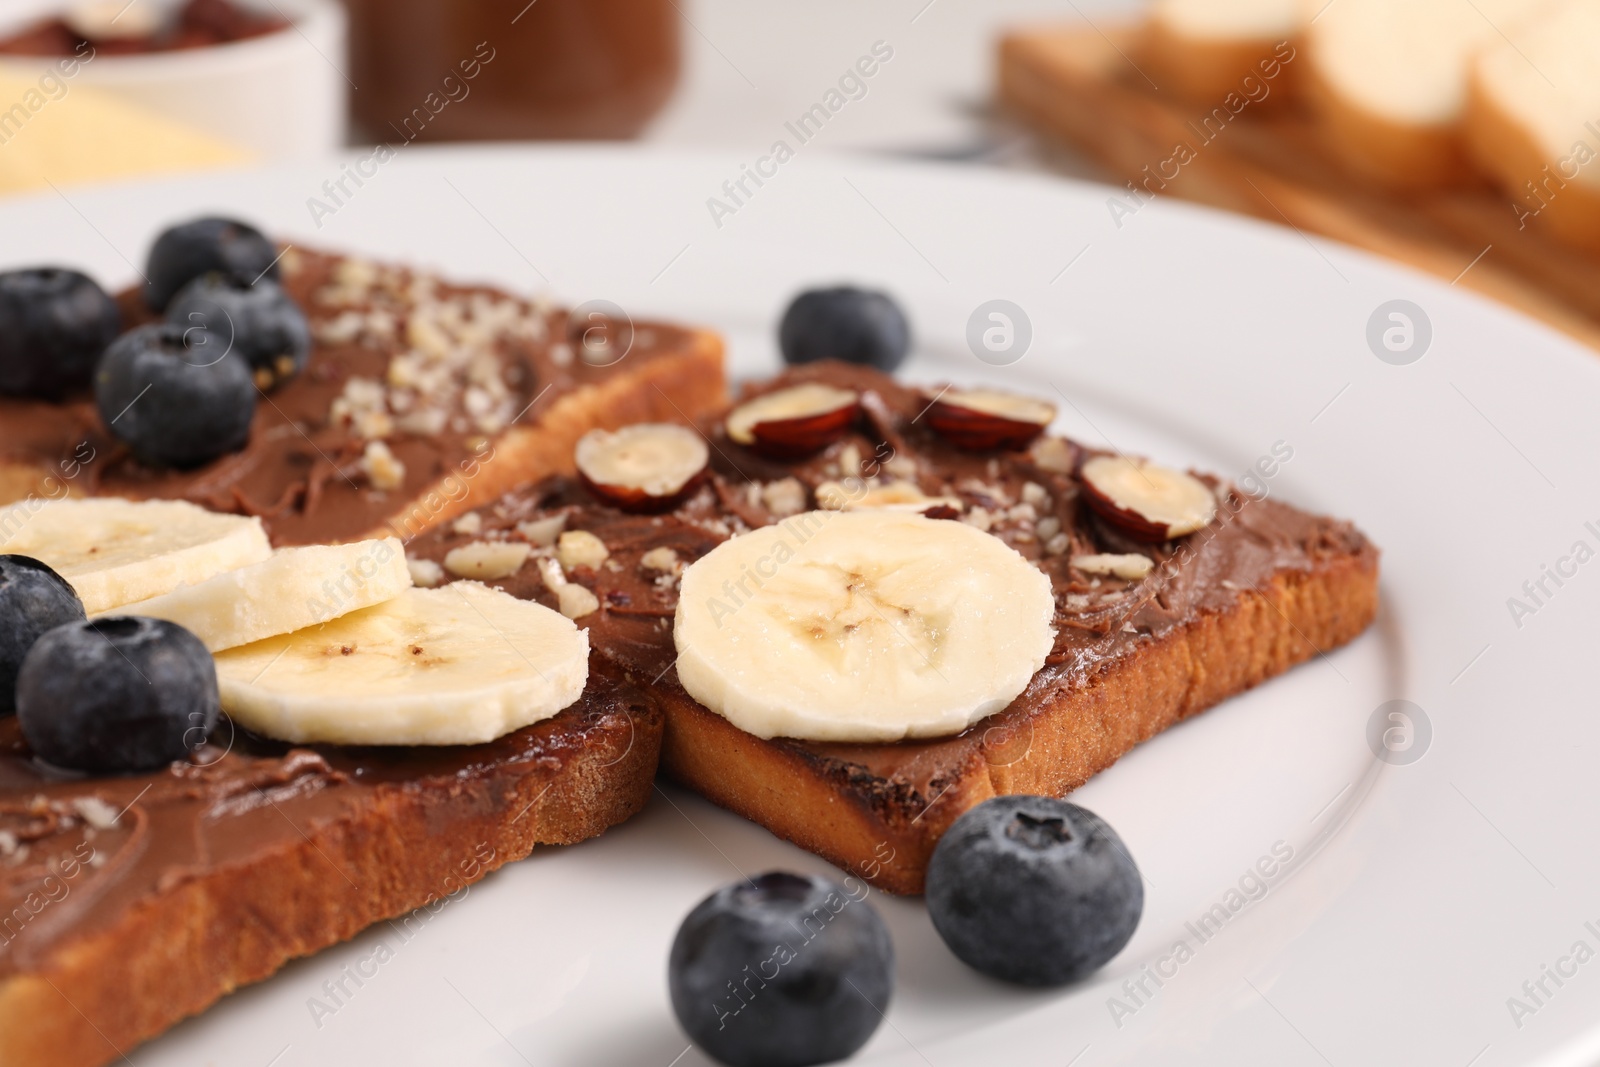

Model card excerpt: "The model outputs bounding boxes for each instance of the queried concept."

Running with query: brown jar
[343,0,680,142]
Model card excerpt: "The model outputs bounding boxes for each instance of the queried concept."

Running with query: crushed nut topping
[640,547,681,574]
[517,514,568,547]
[1072,553,1154,580]
[443,540,532,580]
[407,557,446,588]
[557,530,610,571]
[760,478,808,518]
[360,441,406,491]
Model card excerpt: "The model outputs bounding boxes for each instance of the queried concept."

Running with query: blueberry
[926,796,1143,986]
[0,556,85,717]
[779,287,911,372]
[144,216,280,311]
[669,871,893,1067]
[95,322,256,469]
[166,274,311,390]
[0,268,120,399]
[17,616,218,773]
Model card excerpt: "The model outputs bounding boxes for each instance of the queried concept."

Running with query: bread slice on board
[1141,0,1304,103]
[1304,0,1552,188]
[1467,0,1600,248]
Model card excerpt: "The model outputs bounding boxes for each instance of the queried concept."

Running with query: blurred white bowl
[0,0,347,160]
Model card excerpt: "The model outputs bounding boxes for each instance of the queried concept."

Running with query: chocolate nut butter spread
[407,362,1378,799]
[0,669,653,982]
[0,248,708,546]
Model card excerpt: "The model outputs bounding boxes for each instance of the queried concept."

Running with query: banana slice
[214,583,590,746]
[0,497,270,614]
[116,538,412,652]
[674,510,1056,743]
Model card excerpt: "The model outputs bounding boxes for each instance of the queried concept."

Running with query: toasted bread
[0,246,728,1067]
[0,665,661,1067]
[1466,0,1600,250]
[0,247,726,547]
[409,363,1381,895]
[657,545,1376,893]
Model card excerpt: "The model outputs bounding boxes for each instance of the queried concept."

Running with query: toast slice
[0,663,662,1067]
[0,247,726,546]
[1303,0,1551,189]
[1140,0,1303,103]
[409,363,1380,895]
[1466,0,1600,249]
[0,246,728,1067]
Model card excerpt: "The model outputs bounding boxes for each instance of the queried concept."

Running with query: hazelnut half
[576,423,709,512]
[1079,455,1216,541]
[724,383,860,458]
[924,388,1055,451]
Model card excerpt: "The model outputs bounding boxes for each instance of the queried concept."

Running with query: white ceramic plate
[5,148,1596,1067]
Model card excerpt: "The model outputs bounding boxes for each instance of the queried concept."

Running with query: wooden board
[998,23,1600,352]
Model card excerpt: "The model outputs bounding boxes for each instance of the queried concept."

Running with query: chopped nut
[1072,553,1154,581]
[340,376,386,410]
[407,557,445,588]
[366,309,398,340]
[397,408,449,436]
[838,443,862,479]
[443,540,532,580]
[517,514,568,547]
[0,830,17,857]
[962,507,993,532]
[317,310,365,345]
[451,512,483,536]
[761,478,808,518]
[1021,481,1050,507]
[335,257,378,290]
[72,796,120,830]
[537,557,567,591]
[408,312,452,360]
[353,409,395,440]
[1044,532,1071,556]
[557,530,610,571]
[641,547,681,574]
[1031,436,1075,474]
[387,353,423,389]
[463,385,495,417]
[1007,503,1038,523]
[360,441,406,491]
[1036,517,1061,542]
[556,583,600,619]
[883,453,919,480]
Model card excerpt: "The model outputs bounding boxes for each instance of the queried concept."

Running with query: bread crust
[660,547,1379,895]
[0,328,727,547]
[1301,56,1470,190]
[1139,15,1299,105]
[1465,75,1600,251]
[0,682,664,1067]
[0,310,726,1066]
